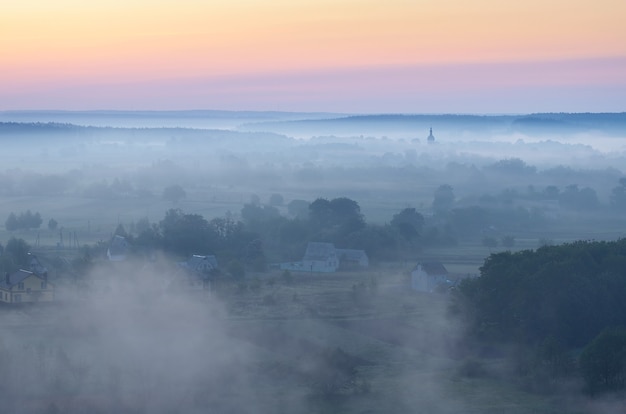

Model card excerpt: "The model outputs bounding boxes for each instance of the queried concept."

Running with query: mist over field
[1,110,626,413]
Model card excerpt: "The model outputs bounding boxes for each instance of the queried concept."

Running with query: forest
[456,238,626,395]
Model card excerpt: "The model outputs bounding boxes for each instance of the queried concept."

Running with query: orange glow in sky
[2,0,626,112]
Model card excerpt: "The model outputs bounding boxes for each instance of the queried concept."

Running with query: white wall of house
[410,265,447,292]
[302,258,339,273]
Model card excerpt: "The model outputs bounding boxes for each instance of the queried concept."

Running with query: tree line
[5,210,43,231]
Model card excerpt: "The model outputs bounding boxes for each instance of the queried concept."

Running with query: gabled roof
[0,269,39,289]
[186,255,219,271]
[414,262,448,275]
[28,254,48,276]
[303,242,337,261]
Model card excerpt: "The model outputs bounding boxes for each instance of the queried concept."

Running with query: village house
[173,254,219,294]
[302,242,339,273]
[281,242,369,273]
[336,248,369,269]
[0,269,54,303]
[180,255,219,275]
[410,261,450,293]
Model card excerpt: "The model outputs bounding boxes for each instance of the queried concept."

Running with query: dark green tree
[579,327,626,395]
[159,209,213,256]
[309,198,333,227]
[390,207,424,240]
[48,218,58,231]
[457,239,626,348]
[5,213,18,231]
[4,238,31,269]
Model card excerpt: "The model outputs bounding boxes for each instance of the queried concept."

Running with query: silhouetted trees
[159,209,212,256]
[579,327,626,395]
[458,239,626,349]
[5,210,42,231]
[0,238,31,273]
[47,218,58,231]
[558,184,599,210]
[390,208,424,241]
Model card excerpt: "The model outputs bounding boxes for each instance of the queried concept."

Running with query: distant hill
[240,112,626,138]
[1,111,624,141]
[0,110,343,130]
[0,121,292,146]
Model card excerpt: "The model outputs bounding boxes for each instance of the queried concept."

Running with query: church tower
[427,127,435,143]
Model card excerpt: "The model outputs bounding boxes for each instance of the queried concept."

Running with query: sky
[2,0,626,113]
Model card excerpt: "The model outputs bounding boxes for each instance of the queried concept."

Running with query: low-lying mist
[1,258,293,413]
[0,257,470,414]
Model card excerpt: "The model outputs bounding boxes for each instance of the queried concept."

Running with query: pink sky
[2,0,626,113]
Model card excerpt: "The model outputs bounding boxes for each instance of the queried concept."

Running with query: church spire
[427,127,435,143]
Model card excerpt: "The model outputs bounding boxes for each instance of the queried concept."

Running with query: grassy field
[206,270,588,413]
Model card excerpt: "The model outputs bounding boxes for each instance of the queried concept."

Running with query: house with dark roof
[181,255,219,275]
[28,253,48,278]
[0,269,54,303]
[172,255,219,295]
[410,261,450,292]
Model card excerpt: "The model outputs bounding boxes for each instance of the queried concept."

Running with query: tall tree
[5,213,18,231]
[579,327,626,395]
[390,207,424,240]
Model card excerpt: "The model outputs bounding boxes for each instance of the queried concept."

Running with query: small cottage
[410,262,450,293]
[302,242,339,273]
[281,242,369,273]
[181,255,219,275]
[0,269,54,303]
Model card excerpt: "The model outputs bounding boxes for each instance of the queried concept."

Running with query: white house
[281,242,370,273]
[302,242,340,273]
[410,262,449,292]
